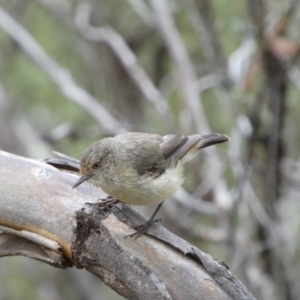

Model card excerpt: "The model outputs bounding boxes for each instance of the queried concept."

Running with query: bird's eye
[93,162,101,169]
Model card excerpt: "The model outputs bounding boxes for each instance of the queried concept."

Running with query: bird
[73,132,229,237]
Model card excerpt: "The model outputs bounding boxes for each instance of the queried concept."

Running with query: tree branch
[0,150,255,300]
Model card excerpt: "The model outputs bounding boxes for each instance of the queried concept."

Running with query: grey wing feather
[161,134,200,165]
[128,134,166,177]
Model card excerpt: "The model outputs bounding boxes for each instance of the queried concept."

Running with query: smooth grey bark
[0,151,255,300]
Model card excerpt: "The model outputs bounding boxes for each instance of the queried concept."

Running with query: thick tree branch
[0,151,255,299]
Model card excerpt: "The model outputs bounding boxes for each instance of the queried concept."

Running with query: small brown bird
[73,132,229,237]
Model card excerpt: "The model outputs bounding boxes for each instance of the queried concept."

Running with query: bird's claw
[128,218,161,239]
[97,197,120,211]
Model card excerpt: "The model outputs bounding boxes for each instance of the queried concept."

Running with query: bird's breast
[100,163,184,206]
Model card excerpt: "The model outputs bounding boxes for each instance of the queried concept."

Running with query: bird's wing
[160,134,200,165]
[132,133,228,176]
[126,134,167,177]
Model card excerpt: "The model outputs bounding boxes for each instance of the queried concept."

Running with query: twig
[183,0,226,73]
[75,2,172,126]
[162,200,227,242]
[126,0,155,27]
[0,6,126,135]
[150,0,207,132]
[173,188,218,216]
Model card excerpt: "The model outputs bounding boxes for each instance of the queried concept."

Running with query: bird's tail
[198,133,229,149]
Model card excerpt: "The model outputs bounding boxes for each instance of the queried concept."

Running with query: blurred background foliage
[1,0,300,299]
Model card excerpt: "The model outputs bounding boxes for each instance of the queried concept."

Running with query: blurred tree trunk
[248,1,290,299]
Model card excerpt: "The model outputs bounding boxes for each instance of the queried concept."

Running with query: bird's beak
[72,174,91,189]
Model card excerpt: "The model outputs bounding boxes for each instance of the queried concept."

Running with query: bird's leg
[129,202,164,239]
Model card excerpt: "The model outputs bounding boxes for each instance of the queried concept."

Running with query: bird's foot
[85,196,119,211]
[97,196,120,211]
[128,218,161,239]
